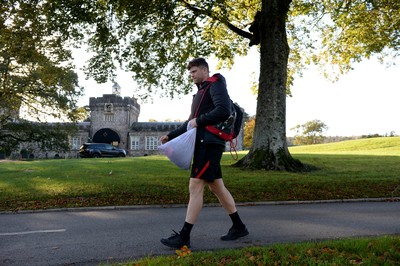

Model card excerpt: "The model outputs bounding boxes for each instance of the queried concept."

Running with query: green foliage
[42,0,398,96]
[0,121,77,155]
[0,0,84,152]
[43,0,259,99]
[289,0,400,80]
[69,106,90,122]
[291,119,328,145]
[0,0,83,120]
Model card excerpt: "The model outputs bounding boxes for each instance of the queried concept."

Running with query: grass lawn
[116,235,400,266]
[0,137,399,211]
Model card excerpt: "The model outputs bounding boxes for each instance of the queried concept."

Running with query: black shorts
[190,144,224,182]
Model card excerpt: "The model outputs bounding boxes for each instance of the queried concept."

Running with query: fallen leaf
[349,259,363,265]
[176,245,191,258]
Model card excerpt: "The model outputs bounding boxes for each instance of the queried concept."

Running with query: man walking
[159,58,248,249]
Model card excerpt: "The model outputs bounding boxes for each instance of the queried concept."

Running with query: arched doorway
[92,128,120,146]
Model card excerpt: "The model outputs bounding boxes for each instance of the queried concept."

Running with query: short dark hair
[187,57,209,70]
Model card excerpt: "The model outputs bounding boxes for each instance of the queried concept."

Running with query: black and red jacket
[167,73,231,146]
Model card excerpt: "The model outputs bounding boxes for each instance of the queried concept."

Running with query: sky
[75,48,400,137]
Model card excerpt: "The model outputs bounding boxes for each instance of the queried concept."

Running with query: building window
[104,103,113,112]
[145,136,159,150]
[71,137,80,150]
[131,136,140,150]
[104,114,114,121]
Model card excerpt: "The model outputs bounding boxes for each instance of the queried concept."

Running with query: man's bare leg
[208,179,248,240]
[208,178,237,214]
[185,178,206,224]
[160,178,205,248]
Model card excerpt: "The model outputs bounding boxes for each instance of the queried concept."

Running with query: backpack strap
[229,137,239,160]
[193,83,212,118]
[193,75,219,118]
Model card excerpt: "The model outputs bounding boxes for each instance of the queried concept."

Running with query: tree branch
[179,0,253,40]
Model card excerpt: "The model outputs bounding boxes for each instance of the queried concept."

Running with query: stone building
[7,83,243,159]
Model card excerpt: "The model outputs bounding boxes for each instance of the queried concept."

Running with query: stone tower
[88,83,140,149]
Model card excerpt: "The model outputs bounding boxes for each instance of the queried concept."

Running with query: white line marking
[0,229,66,236]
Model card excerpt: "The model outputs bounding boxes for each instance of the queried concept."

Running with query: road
[1,201,399,266]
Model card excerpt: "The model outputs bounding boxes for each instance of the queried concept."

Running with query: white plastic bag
[159,127,197,170]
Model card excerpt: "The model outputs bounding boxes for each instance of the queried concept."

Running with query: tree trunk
[236,0,309,171]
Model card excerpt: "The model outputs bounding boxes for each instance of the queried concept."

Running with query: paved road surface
[1,201,399,266]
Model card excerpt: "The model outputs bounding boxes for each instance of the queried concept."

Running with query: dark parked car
[79,143,127,158]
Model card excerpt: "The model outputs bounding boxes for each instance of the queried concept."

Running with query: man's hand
[159,135,169,144]
[189,118,198,129]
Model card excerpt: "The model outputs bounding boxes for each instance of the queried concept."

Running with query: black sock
[179,222,193,241]
[229,211,245,230]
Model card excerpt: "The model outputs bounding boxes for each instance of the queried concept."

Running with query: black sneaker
[160,230,190,248]
[220,226,249,241]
